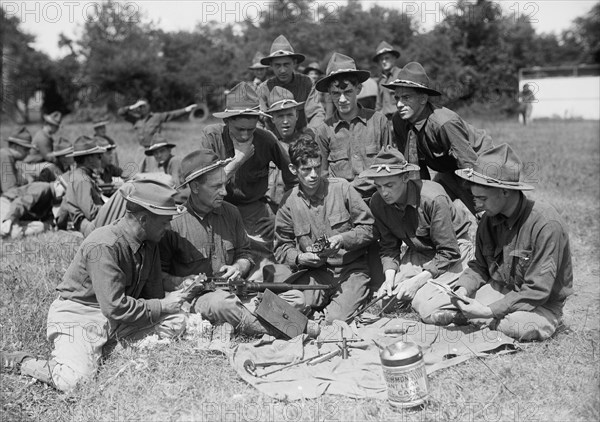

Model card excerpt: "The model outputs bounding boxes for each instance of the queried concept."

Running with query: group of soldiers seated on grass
[1,35,573,392]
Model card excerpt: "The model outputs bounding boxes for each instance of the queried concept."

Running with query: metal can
[380,341,429,408]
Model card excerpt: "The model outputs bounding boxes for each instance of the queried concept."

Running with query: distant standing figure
[92,119,120,167]
[518,83,536,125]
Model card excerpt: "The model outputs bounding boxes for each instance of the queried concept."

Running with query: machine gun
[180,273,329,339]
[180,273,330,301]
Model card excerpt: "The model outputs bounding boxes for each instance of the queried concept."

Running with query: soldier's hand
[327,234,344,251]
[297,252,324,268]
[160,290,186,314]
[185,104,198,113]
[377,271,397,298]
[218,265,241,282]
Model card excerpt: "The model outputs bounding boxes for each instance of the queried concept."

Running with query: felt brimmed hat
[315,52,371,93]
[266,86,304,113]
[49,137,73,157]
[66,136,106,157]
[260,35,305,65]
[213,82,271,119]
[303,61,323,75]
[360,146,420,178]
[92,119,110,129]
[381,62,442,96]
[43,111,63,126]
[120,179,185,216]
[178,149,233,189]
[248,52,269,70]
[455,144,534,191]
[144,134,175,156]
[6,127,33,148]
[95,137,117,151]
[372,41,401,62]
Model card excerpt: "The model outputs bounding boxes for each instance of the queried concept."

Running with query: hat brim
[213,110,271,119]
[177,157,233,190]
[249,63,269,70]
[266,100,305,114]
[144,143,175,155]
[66,146,107,157]
[359,162,420,179]
[119,189,185,216]
[93,120,110,128]
[315,70,371,93]
[372,49,401,62]
[455,169,535,191]
[381,81,441,96]
[7,138,34,148]
[260,53,305,66]
[49,147,74,157]
[43,115,61,126]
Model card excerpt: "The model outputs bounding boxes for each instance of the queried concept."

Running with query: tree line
[2,0,599,122]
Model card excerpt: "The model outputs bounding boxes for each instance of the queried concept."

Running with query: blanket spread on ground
[228,317,517,401]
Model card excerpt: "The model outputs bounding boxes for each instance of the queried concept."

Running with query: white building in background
[519,65,600,120]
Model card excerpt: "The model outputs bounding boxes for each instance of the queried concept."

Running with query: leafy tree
[1,8,52,122]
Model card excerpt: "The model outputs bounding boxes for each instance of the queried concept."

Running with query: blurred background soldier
[0,127,33,194]
[257,35,325,132]
[518,83,536,125]
[248,52,270,89]
[373,41,402,120]
[38,137,74,182]
[24,111,62,164]
[1,179,66,239]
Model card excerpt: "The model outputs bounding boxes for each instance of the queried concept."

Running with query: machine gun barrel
[207,278,330,295]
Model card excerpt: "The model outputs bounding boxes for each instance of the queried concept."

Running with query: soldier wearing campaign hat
[62,136,107,236]
[384,61,494,215]
[37,137,75,183]
[257,35,325,132]
[361,146,474,325]
[199,82,296,251]
[442,144,572,341]
[0,127,34,194]
[313,52,392,200]
[265,86,315,206]
[372,41,403,119]
[92,118,120,168]
[142,133,182,187]
[1,179,187,391]
[248,51,270,89]
[159,149,304,336]
[24,111,63,164]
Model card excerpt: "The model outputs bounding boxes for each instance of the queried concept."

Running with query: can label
[383,364,429,407]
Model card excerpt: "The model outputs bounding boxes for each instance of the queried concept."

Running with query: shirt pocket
[509,249,532,288]
[328,146,351,178]
[328,210,351,232]
[222,240,236,265]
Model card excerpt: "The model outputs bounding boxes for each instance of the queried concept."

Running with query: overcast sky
[3,0,597,59]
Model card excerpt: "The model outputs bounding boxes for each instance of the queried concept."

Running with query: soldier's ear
[288,163,298,176]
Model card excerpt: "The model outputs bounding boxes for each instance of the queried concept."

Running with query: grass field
[1,116,599,421]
